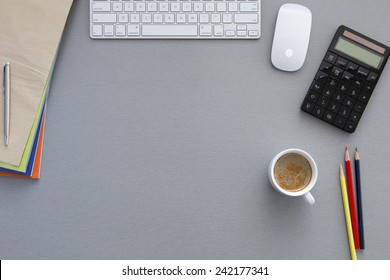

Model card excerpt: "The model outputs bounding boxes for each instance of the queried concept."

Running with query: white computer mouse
[271,3,312,72]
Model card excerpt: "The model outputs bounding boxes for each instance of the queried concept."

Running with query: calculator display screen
[335,37,383,69]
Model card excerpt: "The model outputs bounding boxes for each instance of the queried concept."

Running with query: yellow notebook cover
[0,0,73,167]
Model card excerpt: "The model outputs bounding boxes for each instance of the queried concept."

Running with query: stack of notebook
[0,0,74,179]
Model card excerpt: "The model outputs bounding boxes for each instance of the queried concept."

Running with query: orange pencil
[345,147,360,249]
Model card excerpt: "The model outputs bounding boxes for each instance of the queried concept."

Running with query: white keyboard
[90,0,261,39]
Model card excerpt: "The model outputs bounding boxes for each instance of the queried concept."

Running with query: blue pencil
[354,148,365,249]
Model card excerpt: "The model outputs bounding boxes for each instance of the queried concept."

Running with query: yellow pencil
[340,164,357,260]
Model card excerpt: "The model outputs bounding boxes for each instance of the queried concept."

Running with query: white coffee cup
[268,148,318,205]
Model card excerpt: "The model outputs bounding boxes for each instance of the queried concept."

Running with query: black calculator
[301,25,390,133]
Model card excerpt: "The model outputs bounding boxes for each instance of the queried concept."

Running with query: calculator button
[358,92,371,103]
[341,71,354,83]
[322,111,336,124]
[334,115,347,128]
[347,86,359,98]
[314,71,329,82]
[349,111,362,123]
[367,71,379,84]
[335,57,348,69]
[339,106,351,118]
[312,105,325,118]
[328,101,340,113]
[353,101,366,113]
[337,81,349,93]
[332,92,345,103]
[331,66,344,78]
[352,77,364,88]
[342,97,355,109]
[344,121,357,133]
[324,51,338,64]
[320,61,333,74]
[305,90,319,102]
[362,81,375,94]
[301,100,315,113]
[311,80,324,93]
[322,87,334,98]
[325,77,338,88]
[318,96,330,108]
[356,66,369,79]
[346,61,359,73]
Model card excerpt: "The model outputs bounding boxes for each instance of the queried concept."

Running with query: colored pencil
[340,165,357,260]
[354,148,365,249]
[345,147,360,249]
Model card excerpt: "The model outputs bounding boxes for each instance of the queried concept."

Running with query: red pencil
[345,147,360,249]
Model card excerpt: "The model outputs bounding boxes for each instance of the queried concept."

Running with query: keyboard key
[325,77,338,88]
[322,111,336,123]
[225,30,235,36]
[346,61,358,73]
[312,105,325,118]
[352,77,364,88]
[104,25,114,36]
[319,61,333,74]
[322,87,334,98]
[367,71,379,83]
[337,81,349,93]
[328,101,340,113]
[335,57,348,69]
[240,3,258,12]
[344,121,357,133]
[214,25,224,36]
[318,96,330,108]
[305,91,319,102]
[342,97,355,109]
[356,66,369,78]
[334,115,347,128]
[311,80,324,93]
[206,3,216,12]
[142,25,198,36]
[223,14,233,23]
[127,24,140,36]
[92,14,117,23]
[358,92,371,103]
[332,92,345,103]
[125,3,134,12]
[339,106,351,118]
[349,111,362,123]
[113,2,123,12]
[234,14,258,23]
[92,2,111,12]
[324,51,338,64]
[211,13,221,23]
[341,71,354,83]
[248,30,259,37]
[115,25,126,36]
[347,86,359,98]
[228,3,238,12]
[315,71,328,82]
[217,3,227,12]
[362,81,375,94]
[331,66,343,78]
[200,25,212,36]
[353,101,366,113]
[92,25,103,36]
[301,100,315,113]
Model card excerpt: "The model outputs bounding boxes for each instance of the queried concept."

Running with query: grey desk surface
[1,0,390,260]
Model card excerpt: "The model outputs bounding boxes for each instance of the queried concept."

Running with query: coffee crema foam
[274,153,312,192]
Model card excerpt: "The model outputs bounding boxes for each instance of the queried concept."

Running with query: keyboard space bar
[142,25,198,36]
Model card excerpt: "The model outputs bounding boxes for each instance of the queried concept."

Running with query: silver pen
[3,62,10,146]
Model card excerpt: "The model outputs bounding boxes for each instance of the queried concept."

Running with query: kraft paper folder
[0,0,73,176]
